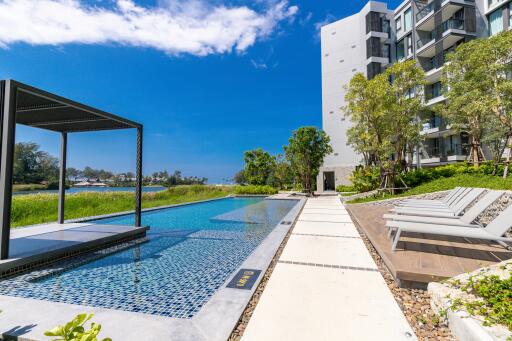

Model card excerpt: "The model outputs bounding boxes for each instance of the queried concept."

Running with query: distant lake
[13,186,167,196]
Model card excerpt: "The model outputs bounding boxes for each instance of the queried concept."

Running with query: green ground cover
[13,184,51,192]
[11,185,235,228]
[347,174,512,204]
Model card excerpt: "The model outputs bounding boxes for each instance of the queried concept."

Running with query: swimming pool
[0,197,298,319]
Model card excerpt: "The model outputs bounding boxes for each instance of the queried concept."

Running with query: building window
[396,39,405,60]
[382,18,390,34]
[396,17,402,35]
[404,8,412,31]
[406,35,413,57]
[510,2,512,27]
[489,8,504,35]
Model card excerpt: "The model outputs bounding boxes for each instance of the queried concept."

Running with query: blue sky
[0,0,402,183]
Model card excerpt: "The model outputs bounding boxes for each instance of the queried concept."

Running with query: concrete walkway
[241,196,417,341]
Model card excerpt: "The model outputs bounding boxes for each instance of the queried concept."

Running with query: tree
[273,154,295,190]
[344,61,425,191]
[243,149,276,186]
[344,73,390,169]
[66,167,81,181]
[82,166,98,181]
[284,127,332,195]
[13,142,59,184]
[443,31,512,174]
[385,60,425,174]
[233,170,247,185]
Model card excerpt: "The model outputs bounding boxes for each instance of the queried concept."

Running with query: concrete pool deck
[0,222,148,276]
[0,197,306,341]
[240,196,417,341]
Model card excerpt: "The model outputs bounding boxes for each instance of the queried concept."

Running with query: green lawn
[347,174,512,204]
[11,185,235,228]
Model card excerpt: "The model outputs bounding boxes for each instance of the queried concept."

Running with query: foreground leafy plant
[44,313,111,341]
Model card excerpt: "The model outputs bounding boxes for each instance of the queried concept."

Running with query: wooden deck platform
[346,204,512,287]
[0,222,148,276]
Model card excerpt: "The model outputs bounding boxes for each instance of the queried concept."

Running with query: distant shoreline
[13,186,167,196]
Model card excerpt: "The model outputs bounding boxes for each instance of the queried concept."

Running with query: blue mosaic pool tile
[0,198,297,319]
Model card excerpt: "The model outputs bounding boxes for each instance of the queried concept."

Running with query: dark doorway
[323,172,335,191]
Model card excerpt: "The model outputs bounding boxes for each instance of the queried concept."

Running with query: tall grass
[11,185,234,228]
[348,174,512,204]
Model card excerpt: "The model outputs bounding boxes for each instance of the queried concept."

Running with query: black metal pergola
[0,79,143,260]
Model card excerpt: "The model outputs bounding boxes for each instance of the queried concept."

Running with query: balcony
[416,0,475,32]
[420,143,469,164]
[446,143,469,160]
[425,82,445,106]
[420,146,442,163]
[421,116,444,135]
[424,56,446,83]
[416,19,469,58]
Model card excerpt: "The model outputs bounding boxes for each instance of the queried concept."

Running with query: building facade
[317,0,512,192]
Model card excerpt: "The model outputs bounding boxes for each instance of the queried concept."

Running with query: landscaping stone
[429,260,512,341]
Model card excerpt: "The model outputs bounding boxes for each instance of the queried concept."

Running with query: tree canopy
[344,60,425,190]
[243,148,276,186]
[284,126,332,194]
[442,30,512,173]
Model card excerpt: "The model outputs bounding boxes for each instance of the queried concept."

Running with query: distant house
[74,181,91,187]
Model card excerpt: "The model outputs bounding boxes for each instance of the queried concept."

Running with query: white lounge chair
[397,187,472,208]
[391,188,485,218]
[398,187,464,206]
[384,191,504,236]
[386,203,512,251]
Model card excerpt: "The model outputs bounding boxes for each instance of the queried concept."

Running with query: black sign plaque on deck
[226,269,262,290]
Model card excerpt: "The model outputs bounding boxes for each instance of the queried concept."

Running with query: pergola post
[0,81,17,260]
[58,132,67,224]
[135,126,143,227]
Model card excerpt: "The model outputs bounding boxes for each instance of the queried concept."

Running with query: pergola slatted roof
[13,82,141,133]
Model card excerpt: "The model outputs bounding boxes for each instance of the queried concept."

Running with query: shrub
[234,185,278,195]
[45,313,111,341]
[350,167,381,193]
[336,184,355,193]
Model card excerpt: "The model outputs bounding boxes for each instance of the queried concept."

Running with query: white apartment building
[317,0,512,192]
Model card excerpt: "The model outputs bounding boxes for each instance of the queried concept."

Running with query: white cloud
[314,14,336,33]
[250,59,268,69]
[0,0,298,56]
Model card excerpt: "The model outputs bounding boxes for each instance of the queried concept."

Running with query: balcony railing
[422,146,441,159]
[425,84,443,101]
[416,3,434,22]
[440,18,464,32]
[446,144,469,156]
[417,19,465,50]
[417,37,434,49]
[423,116,443,130]
[417,0,475,22]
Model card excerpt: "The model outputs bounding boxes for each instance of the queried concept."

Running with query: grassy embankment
[13,184,48,192]
[348,174,512,204]
[11,185,235,228]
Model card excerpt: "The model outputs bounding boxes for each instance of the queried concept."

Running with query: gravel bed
[475,192,512,226]
[349,209,456,341]
[362,191,450,207]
